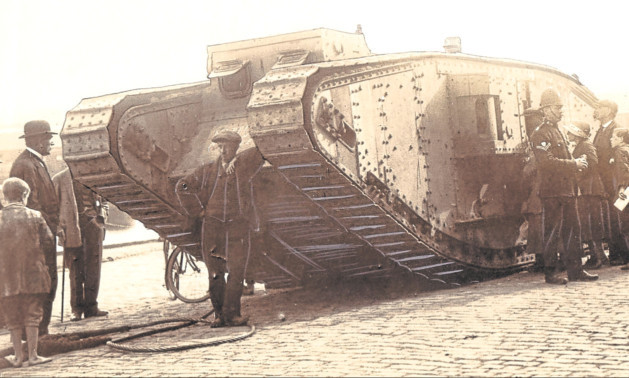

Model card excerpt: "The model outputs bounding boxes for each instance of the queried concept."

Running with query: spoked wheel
[165,246,211,303]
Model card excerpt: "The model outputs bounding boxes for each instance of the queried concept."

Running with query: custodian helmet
[539,89,563,108]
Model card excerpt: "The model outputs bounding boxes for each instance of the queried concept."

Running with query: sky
[1,0,628,138]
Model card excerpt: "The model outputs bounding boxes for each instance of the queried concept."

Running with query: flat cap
[20,120,57,139]
[564,121,590,139]
[211,130,242,144]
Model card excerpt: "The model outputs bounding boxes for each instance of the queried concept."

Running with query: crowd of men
[0,120,107,368]
[524,89,629,284]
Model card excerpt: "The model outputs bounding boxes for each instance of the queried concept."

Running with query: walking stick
[61,247,66,323]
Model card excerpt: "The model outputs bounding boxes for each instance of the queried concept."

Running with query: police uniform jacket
[175,147,265,231]
[10,150,60,233]
[593,120,621,196]
[530,120,578,198]
[52,168,82,248]
[573,140,606,197]
[521,144,542,215]
[0,203,53,298]
[612,145,629,194]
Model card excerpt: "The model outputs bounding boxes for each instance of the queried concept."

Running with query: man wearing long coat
[10,120,60,336]
[176,131,264,327]
[53,168,108,321]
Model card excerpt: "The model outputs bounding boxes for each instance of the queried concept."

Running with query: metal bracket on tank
[272,50,310,69]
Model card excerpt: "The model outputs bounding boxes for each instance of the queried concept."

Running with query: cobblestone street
[2,236,629,376]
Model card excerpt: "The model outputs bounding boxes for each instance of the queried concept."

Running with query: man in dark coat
[610,128,629,271]
[9,120,60,336]
[53,168,108,322]
[593,100,629,264]
[0,159,3,210]
[530,89,598,284]
[175,131,264,327]
[564,121,609,268]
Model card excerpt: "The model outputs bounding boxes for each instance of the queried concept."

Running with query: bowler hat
[211,130,242,144]
[19,120,57,139]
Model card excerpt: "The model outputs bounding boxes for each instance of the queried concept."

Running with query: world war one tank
[61,28,598,289]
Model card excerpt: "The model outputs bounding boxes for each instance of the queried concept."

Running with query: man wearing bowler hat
[176,130,264,327]
[10,120,60,336]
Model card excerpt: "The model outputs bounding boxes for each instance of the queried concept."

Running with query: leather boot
[594,242,610,267]
[209,313,225,328]
[225,315,249,327]
[545,274,568,285]
[544,268,567,285]
[569,269,599,282]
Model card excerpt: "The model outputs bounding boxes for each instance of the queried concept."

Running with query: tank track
[249,67,468,288]
[249,64,532,288]
[61,88,203,257]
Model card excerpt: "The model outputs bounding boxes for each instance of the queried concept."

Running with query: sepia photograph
[1,0,629,376]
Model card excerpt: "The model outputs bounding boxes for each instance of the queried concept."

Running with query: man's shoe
[84,309,108,318]
[70,312,82,322]
[583,258,602,270]
[545,275,568,285]
[609,258,626,266]
[210,317,225,328]
[225,315,249,326]
[620,264,629,271]
[242,285,254,296]
[569,270,599,282]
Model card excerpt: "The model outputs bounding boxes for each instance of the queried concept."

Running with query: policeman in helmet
[530,89,598,284]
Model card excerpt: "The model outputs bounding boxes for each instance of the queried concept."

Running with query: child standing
[0,177,53,367]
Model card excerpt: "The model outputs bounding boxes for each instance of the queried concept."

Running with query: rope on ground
[105,309,256,353]
[106,324,256,353]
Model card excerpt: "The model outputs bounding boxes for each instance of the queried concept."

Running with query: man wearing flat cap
[10,120,60,336]
[175,130,264,327]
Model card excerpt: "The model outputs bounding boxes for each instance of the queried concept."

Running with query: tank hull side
[250,63,478,287]
[304,59,531,269]
[250,53,597,274]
